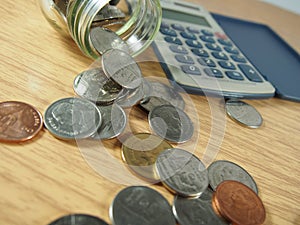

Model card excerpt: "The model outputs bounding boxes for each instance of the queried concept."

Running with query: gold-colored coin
[121,133,172,181]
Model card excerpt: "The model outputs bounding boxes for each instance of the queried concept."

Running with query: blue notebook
[212,13,300,102]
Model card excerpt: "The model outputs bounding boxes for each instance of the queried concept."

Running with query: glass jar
[39,0,162,59]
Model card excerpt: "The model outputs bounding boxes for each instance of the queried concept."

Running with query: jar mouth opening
[41,0,161,59]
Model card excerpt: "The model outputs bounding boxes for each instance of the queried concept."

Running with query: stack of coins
[44,26,194,143]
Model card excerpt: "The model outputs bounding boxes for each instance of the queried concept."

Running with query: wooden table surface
[1,0,300,224]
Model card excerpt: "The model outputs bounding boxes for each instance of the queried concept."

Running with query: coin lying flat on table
[0,101,43,142]
[212,180,266,225]
[139,81,185,111]
[48,214,109,225]
[208,160,258,194]
[102,49,142,89]
[73,68,122,105]
[148,105,193,143]
[91,104,126,140]
[90,27,129,55]
[121,133,173,181]
[173,189,229,225]
[225,99,263,128]
[110,186,176,225]
[44,97,102,140]
[155,148,208,197]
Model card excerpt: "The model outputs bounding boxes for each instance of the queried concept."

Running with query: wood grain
[0,0,300,224]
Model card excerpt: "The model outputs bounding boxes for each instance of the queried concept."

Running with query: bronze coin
[121,133,173,181]
[0,101,43,142]
[212,180,266,225]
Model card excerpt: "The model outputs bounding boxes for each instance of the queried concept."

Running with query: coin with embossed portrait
[110,186,176,225]
[90,27,129,55]
[44,97,102,140]
[0,101,43,142]
[102,49,142,89]
[148,105,193,143]
[173,188,229,225]
[208,160,258,194]
[139,81,185,112]
[155,148,208,197]
[48,213,109,225]
[121,133,173,181]
[91,104,126,140]
[225,99,263,128]
[73,68,122,105]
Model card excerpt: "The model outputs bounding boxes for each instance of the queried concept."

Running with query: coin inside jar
[225,99,263,128]
[212,180,266,225]
[0,101,43,142]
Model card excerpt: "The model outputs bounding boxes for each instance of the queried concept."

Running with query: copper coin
[0,101,43,142]
[212,180,266,225]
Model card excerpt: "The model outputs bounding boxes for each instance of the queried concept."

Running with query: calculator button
[201,29,214,36]
[224,46,239,55]
[180,31,197,40]
[231,55,247,63]
[215,32,227,39]
[212,52,228,60]
[198,58,216,67]
[186,40,203,48]
[175,54,194,64]
[191,49,209,57]
[171,24,185,31]
[164,37,182,45]
[169,45,188,54]
[181,65,201,75]
[160,27,177,37]
[218,39,233,46]
[238,64,263,82]
[226,71,245,80]
[199,35,215,43]
[219,61,236,70]
[161,21,170,29]
[205,43,222,51]
[204,68,224,78]
[187,27,199,33]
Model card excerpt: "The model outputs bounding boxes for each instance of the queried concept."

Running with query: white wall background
[261,0,300,15]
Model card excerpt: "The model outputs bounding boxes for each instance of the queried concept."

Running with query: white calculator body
[152,0,275,98]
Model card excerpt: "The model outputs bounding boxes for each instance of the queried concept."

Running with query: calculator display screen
[162,9,211,27]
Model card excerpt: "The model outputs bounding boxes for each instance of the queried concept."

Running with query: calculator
[152,0,276,99]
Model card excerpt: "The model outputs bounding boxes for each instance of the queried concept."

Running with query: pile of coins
[43,25,194,143]
[48,159,266,225]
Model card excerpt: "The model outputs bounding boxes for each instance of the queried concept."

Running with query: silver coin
[225,99,263,128]
[116,79,151,108]
[44,97,102,140]
[140,81,185,112]
[73,68,122,104]
[208,160,258,194]
[91,104,126,140]
[155,148,209,197]
[48,214,109,225]
[90,27,129,55]
[173,189,229,225]
[102,49,142,89]
[110,186,176,225]
[93,5,125,22]
[148,105,193,143]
